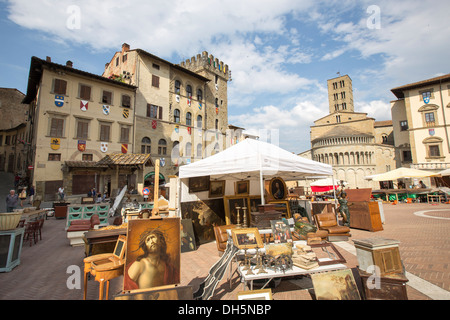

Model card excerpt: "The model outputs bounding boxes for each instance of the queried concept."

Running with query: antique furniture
[353,238,403,276]
[213,224,238,253]
[66,214,101,246]
[314,212,351,241]
[0,227,24,272]
[83,227,127,256]
[53,201,70,219]
[237,241,347,291]
[358,270,408,300]
[83,235,126,300]
[24,221,40,246]
[346,188,383,232]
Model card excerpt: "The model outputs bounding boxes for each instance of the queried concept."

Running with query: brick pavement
[0,200,449,300]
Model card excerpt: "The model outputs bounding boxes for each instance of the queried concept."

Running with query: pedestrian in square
[6,189,19,212]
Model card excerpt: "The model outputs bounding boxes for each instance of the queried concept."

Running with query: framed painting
[231,227,264,250]
[311,269,361,300]
[310,242,346,266]
[209,180,225,198]
[268,200,292,218]
[248,195,262,213]
[189,176,210,193]
[235,180,249,196]
[270,219,293,244]
[269,177,287,200]
[180,219,197,253]
[115,284,193,300]
[237,288,272,300]
[223,196,249,225]
[124,218,181,292]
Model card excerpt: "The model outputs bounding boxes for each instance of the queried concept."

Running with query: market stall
[178,139,334,243]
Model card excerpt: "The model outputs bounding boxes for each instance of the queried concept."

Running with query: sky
[1,0,450,154]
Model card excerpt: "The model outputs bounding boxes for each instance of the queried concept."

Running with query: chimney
[122,43,130,53]
[66,60,73,67]
[46,56,51,62]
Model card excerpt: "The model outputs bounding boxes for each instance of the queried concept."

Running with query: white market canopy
[179,138,333,181]
[436,168,450,177]
[366,167,435,182]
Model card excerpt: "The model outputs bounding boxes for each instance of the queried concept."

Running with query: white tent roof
[366,167,435,182]
[179,138,332,181]
[436,168,450,176]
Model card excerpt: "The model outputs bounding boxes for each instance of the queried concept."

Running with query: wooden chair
[17,219,26,228]
[83,235,126,300]
[36,218,45,241]
[24,221,40,246]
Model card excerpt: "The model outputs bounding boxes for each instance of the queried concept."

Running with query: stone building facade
[306,75,396,189]
[22,56,138,200]
[103,44,231,186]
[391,73,450,173]
[0,88,30,175]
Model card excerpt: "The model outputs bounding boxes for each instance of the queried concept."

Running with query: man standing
[58,186,65,201]
[6,190,19,212]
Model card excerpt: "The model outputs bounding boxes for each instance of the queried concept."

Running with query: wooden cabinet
[346,189,383,232]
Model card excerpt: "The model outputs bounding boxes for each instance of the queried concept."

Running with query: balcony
[410,162,450,170]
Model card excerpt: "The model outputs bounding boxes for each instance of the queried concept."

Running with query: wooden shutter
[77,121,89,139]
[54,79,67,95]
[80,85,91,100]
[159,106,163,119]
[152,75,160,88]
[100,124,110,141]
[50,118,64,137]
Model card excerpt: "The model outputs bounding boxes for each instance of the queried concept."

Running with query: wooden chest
[359,270,408,300]
[346,189,383,232]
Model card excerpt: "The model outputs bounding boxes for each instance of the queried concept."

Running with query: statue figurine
[338,191,351,227]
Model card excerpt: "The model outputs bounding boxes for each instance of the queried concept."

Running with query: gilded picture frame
[223,195,249,225]
[237,288,273,300]
[269,177,287,200]
[231,227,264,250]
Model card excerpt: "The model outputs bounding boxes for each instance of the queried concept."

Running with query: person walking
[19,187,27,207]
[58,186,65,201]
[6,189,19,212]
[28,185,35,204]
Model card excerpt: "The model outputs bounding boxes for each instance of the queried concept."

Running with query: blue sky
[1,0,450,154]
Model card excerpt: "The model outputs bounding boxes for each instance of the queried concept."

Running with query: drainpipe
[439,79,450,154]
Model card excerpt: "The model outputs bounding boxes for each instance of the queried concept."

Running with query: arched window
[197,115,202,128]
[158,139,167,155]
[185,142,192,158]
[174,109,181,123]
[196,143,202,158]
[172,141,180,160]
[175,80,181,94]
[215,98,219,108]
[197,89,203,101]
[141,137,151,154]
[186,112,192,126]
[186,85,192,98]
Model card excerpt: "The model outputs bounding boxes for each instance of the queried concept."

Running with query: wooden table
[84,228,127,256]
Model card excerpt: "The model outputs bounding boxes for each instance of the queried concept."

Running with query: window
[382,134,388,143]
[175,80,181,94]
[153,63,160,70]
[197,89,203,101]
[342,102,347,110]
[341,91,346,99]
[99,123,111,141]
[79,84,91,100]
[336,115,341,123]
[82,154,93,161]
[196,143,202,158]
[215,119,219,130]
[400,120,408,131]
[5,135,11,145]
[53,79,67,95]
[102,90,112,104]
[50,118,64,137]
[186,112,192,126]
[174,109,181,123]
[185,142,192,158]
[120,126,130,143]
[48,153,61,161]
[116,57,120,66]
[158,139,167,155]
[429,145,440,157]
[121,94,131,108]
[172,141,180,160]
[141,137,151,154]
[147,104,162,119]
[197,115,202,128]
[186,85,192,98]
[152,75,160,88]
[425,112,435,125]
[76,120,89,139]
[402,150,412,162]
[122,54,127,63]
[215,98,219,108]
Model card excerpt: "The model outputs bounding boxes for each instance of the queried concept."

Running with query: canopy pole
[332,175,338,222]
[259,157,265,205]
